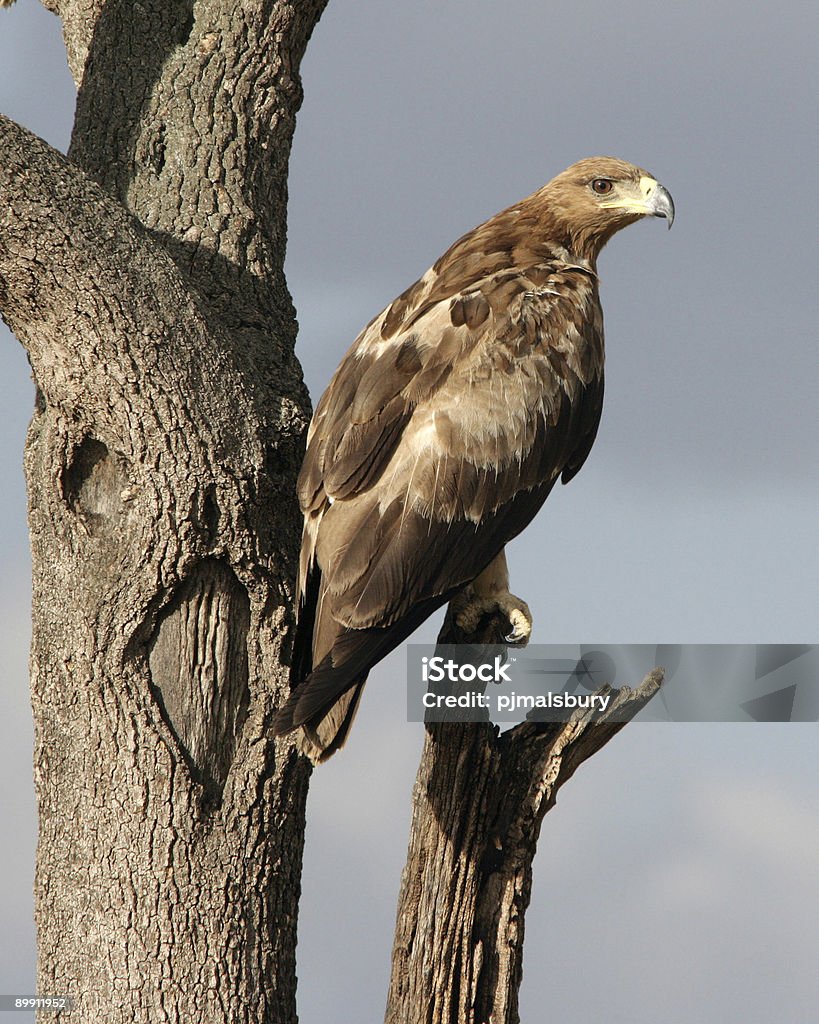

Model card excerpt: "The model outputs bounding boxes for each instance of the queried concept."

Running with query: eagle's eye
[591,178,614,195]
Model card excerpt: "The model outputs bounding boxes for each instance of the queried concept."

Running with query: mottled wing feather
[280,473,561,742]
[283,256,604,751]
[301,260,602,623]
[322,382,599,630]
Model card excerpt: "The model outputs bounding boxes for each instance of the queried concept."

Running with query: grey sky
[1,1,817,1021]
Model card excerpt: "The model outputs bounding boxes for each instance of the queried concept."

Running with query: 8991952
[0,996,73,1012]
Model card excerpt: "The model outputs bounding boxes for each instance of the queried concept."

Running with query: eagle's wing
[279,261,604,756]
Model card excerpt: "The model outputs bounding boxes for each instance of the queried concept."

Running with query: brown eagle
[274,157,674,761]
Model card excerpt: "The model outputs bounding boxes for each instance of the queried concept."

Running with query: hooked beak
[646,179,675,229]
[600,175,675,228]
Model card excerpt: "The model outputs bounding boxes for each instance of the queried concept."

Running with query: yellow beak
[601,176,675,228]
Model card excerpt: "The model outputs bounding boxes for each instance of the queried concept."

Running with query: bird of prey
[274,157,674,761]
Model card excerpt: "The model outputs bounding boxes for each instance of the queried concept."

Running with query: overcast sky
[1,1,817,1021]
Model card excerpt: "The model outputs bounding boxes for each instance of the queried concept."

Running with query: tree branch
[387,602,662,1024]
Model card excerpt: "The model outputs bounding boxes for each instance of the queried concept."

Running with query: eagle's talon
[502,604,532,647]
[455,591,532,646]
[504,627,528,646]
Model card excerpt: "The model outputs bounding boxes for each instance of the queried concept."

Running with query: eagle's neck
[478,201,606,273]
[542,243,598,279]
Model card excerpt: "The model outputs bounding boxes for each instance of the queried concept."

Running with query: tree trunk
[0,2,328,1020]
[386,601,662,1024]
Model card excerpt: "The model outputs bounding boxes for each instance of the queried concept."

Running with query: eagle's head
[536,156,674,259]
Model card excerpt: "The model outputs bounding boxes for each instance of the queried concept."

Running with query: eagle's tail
[272,631,374,763]
[274,562,375,761]
[293,681,367,763]
[274,573,456,761]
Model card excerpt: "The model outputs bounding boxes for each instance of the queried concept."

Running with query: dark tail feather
[299,680,367,762]
[278,563,366,761]
[290,564,321,686]
[273,627,378,761]
[275,591,456,761]
[273,654,368,763]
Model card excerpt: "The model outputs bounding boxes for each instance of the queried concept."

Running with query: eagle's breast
[363,262,604,522]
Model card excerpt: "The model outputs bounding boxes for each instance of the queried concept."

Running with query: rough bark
[386,601,663,1024]
[0,1,327,1020]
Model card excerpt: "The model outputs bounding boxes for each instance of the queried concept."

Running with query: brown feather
[276,156,670,759]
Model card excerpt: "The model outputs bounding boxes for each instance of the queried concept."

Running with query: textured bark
[0,1,327,1020]
[386,601,662,1024]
